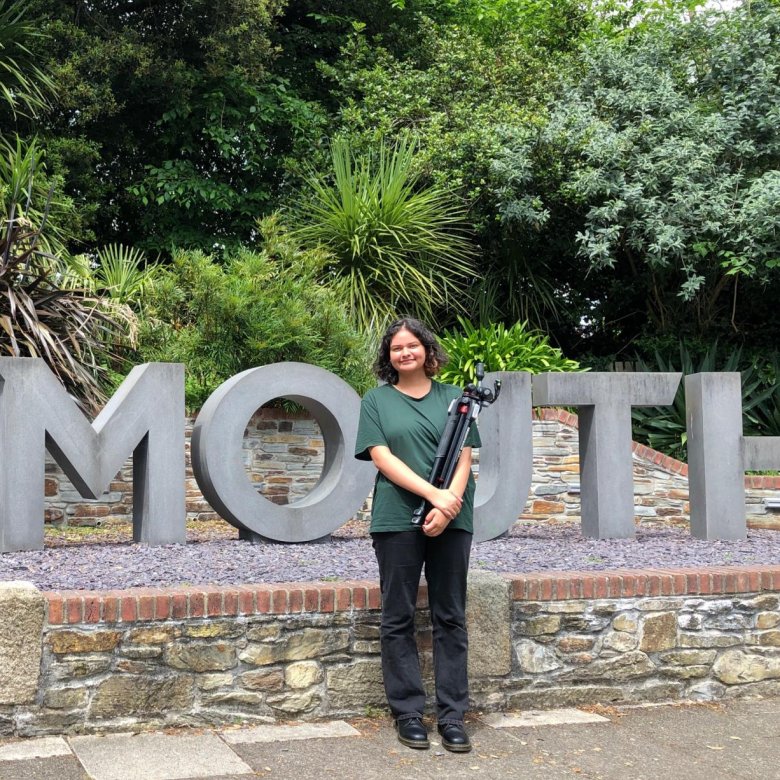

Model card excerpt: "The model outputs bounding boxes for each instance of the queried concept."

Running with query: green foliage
[129,74,326,251]
[323,17,594,332]
[493,3,780,351]
[437,317,582,387]
[0,136,127,412]
[26,0,324,251]
[0,0,55,121]
[292,136,475,329]
[631,342,779,461]
[62,244,158,306]
[135,216,374,410]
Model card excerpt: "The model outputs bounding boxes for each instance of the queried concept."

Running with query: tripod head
[465,362,501,408]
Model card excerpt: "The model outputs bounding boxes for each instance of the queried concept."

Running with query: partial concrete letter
[191,362,375,542]
[0,359,185,552]
[533,372,681,538]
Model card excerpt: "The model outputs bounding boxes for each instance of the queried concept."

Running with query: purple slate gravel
[1,523,780,591]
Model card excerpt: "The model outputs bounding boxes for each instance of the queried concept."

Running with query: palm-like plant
[0,138,129,412]
[0,0,56,118]
[294,137,476,329]
[61,244,158,306]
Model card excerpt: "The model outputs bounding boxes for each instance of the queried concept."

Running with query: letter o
[191,363,375,542]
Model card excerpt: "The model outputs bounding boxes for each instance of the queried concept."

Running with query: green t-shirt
[355,381,482,533]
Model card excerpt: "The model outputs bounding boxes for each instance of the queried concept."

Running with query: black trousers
[372,528,472,725]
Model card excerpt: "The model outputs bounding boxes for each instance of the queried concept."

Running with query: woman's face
[388,327,427,379]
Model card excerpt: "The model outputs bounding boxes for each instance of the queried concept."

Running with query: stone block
[197,673,234,691]
[612,614,638,633]
[266,690,321,714]
[639,613,677,652]
[658,649,717,666]
[43,687,89,710]
[285,661,324,689]
[239,669,285,691]
[183,622,243,639]
[506,685,624,710]
[0,582,45,704]
[560,651,655,682]
[240,629,350,666]
[603,631,639,653]
[49,630,122,655]
[556,637,595,653]
[713,650,780,685]
[518,615,562,637]
[49,655,112,680]
[757,613,780,629]
[514,640,562,674]
[466,571,511,678]
[164,642,237,672]
[90,675,195,719]
[327,660,384,711]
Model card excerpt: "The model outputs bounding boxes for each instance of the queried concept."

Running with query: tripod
[411,363,501,527]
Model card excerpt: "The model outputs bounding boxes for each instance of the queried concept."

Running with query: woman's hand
[422,508,451,537]
[428,488,462,520]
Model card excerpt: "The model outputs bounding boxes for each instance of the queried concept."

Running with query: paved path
[1,698,778,779]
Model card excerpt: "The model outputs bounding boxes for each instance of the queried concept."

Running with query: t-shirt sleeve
[354,392,387,460]
[465,420,481,449]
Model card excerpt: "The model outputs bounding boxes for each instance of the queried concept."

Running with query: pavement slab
[68,732,254,780]
[482,708,610,728]
[0,736,72,762]
[0,755,89,780]
[221,720,360,744]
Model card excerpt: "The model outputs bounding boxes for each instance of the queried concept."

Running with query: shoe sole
[397,735,430,749]
[441,740,473,753]
[442,740,472,753]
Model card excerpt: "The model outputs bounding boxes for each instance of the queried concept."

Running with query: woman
[354,317,480,753]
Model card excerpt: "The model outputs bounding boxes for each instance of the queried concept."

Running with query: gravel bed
[1,522,779,591]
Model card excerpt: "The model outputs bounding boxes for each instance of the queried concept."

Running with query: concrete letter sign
[0,359,185,552]
[687,373,780,540]
[533,372,681,539]
[473,371,533,542]
[191,362,375,542]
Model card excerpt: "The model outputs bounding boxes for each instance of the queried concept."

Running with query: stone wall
[43,408,780,531]
[2,567,780,736]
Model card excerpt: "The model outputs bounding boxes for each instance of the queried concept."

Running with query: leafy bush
[134,216,375,409]
[437,318,582,387]
[631,342,779,461]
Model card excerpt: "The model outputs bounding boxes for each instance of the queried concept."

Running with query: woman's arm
[422,447,473,537]
[368,445,463,519]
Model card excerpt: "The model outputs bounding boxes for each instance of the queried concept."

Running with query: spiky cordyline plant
[0,142,131,413]
[294,136,476,330]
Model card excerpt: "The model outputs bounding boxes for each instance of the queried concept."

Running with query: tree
[25,0,325,251]
[492,2,780,356]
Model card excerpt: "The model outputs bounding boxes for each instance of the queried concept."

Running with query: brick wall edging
[44,564,780,625]
[539,407,780,487]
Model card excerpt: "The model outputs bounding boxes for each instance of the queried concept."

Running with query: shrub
[630,342,779,461]
[437,317,581,387]
[134,216,374,410]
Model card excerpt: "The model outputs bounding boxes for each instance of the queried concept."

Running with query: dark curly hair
[374,317,448,385]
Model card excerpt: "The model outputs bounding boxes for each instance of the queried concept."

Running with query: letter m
[0,359,185,552]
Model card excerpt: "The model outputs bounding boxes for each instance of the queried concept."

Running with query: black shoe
[396,717,430,749]
[438,723,472,753]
